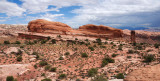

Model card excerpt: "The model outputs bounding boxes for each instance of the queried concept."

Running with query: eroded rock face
[124,64,160,81]
[27,19,72,34]
[78,24,123,38]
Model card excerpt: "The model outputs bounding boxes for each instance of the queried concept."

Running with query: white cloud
[67,0,160,27]
[0,0,26,16]
[26,13,64,21]
[20,0,98,14]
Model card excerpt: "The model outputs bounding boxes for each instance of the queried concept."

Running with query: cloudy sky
[0,0,160,29]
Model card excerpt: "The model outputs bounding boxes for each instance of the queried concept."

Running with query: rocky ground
[0,23,160,81]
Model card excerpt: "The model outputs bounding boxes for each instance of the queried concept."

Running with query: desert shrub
[104,41,108,44]
[15,41,21,44]
[110,42,114,44]
[50,67,56,72]
[101,57,115,67]
[45,65,51,71]
[100,46,106,48]
[65,52,70,55]
[41,78,52,81]
[143,54,155,63]
[4,41,10,44]
[51,39,56,44]
[101,59,108,67]
[6,76,14,81]
[112,54,118,57]
[47,36,51,40]
[41,40,47,44]
[79,41,85,45]
[128,49,134,54]
[116,73,124,79]
[85,39,89,42]
[33,40,38,44]
[59,56,64,60]
[81,53,88,58]
[127,56,132,59]
[96,38,101,43]
[91,75,107,81]
[75,38,78,41]
[154,43,160,48]
[118,45,122,50]
[34,64,37,69]
[88,68,98,77]
[15,49,22,55]
[136,45,143,50]
[58,74,66,79]
[96,38,102,45]
[57,35,61,38]
[88,47,94,51]
[76,79,81,81]
[32,52,38,55]
[39,61,48,66]
[17,56,22,62]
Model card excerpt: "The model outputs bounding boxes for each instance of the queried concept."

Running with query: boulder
[27,19,72,34]
[78,24,123,38]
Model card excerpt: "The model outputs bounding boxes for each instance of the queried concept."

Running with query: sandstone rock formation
[27,19,72,34]
[124,64,160,81]
[78,24,123,38]
[25,19,123,39]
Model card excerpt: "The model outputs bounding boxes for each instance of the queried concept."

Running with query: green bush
[59,56,64,60]
[88,68,98,77]
[4,41,10,44]
[50,67,56,72]
[15,49,22,55]
[112,54,118,57]
[100,46,106,48]
[75,38,78,41]
[47,36,51,40]
[65,52,70,55]
[128,49,134,54]
[116,73,124,79]
[91,75,107,81]
[41,40,47,44]
[58,74,66,79]
[154,43,160,48]
[41,78,52,81]
[45,65,51,71]
[143,54,155,63]
[6,76,14,81]
[118,45,122,50]
[39,61,48,66]
[88,47,94,51]
[17,56,22,62]
[101,57,115,67]
[81,53,88,58]
[51,39,56,44]
[15,41,21,44]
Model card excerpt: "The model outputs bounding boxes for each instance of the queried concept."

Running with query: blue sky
[0,0,160,29]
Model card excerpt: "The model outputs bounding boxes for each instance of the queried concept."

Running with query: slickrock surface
[124,64,160,81]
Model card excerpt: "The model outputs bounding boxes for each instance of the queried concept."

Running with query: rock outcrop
[26,19,123,39]
[131,30,136,43]
[27,19,72,34]
[124,64,160,81]
[78,24,123,38]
